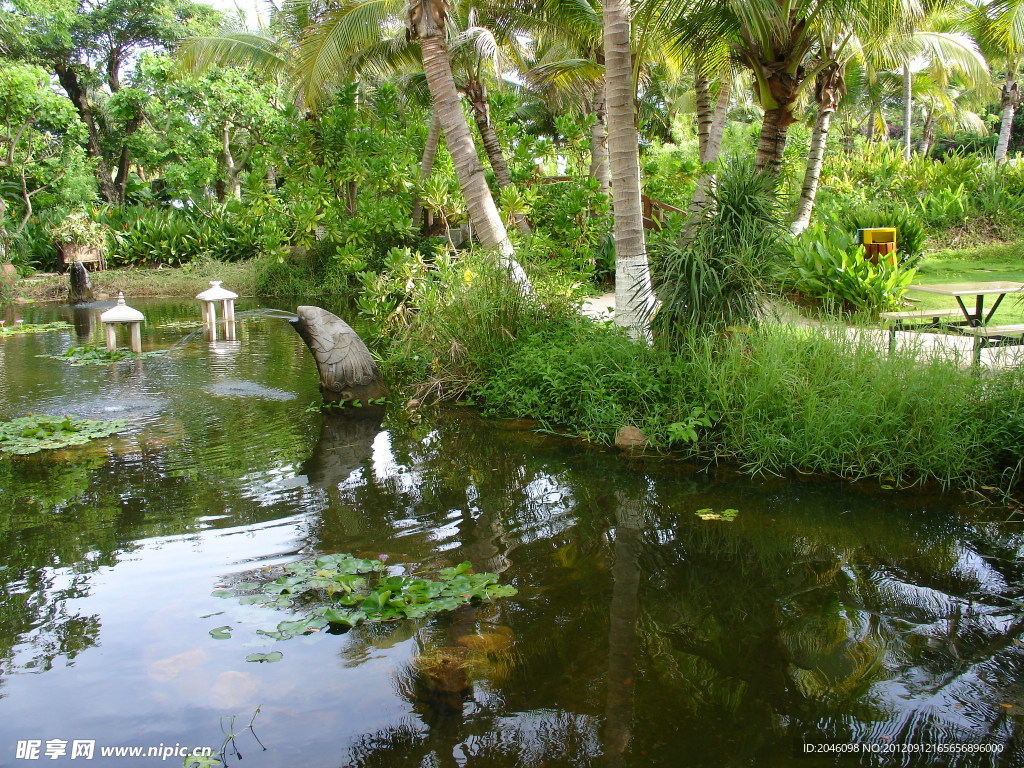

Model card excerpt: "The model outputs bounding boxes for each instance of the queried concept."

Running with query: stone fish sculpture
[290,306,388,406]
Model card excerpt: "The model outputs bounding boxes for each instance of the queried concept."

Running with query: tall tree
[405,0,530,288]
[604,0,655,338]
[0,60,89,241]
[968,0,1024,161]
[0,0,220,203]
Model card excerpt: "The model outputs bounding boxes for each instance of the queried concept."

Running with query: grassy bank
[378,261,1024,493]
[10,258,260,302]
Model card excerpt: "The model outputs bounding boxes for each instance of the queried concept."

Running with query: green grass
[13,258,259,302]
[454,314,1024,491]
[909,243,1024,324]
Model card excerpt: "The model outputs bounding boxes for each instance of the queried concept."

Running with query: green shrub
[100,204,265,267]
[650,158,786,341]
[829,202,926,265]
[8,209,62,271]
[251,241,358,297]
[477,320,711,446]
[790,223,917,313]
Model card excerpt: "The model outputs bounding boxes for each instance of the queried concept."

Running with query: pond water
[0,298,1022,767]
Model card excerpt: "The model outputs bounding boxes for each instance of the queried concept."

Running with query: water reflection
[0,303,1022,767]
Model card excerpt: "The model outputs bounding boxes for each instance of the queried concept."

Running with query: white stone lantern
[100,292,145,353]
[196,281,238,325]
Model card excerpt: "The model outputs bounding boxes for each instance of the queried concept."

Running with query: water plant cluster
[209,554,516,659]
[0,414,126,455]
[0,322,72,337]
[40,345,163,365]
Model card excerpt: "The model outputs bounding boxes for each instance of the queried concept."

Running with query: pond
[0,298,1022,767]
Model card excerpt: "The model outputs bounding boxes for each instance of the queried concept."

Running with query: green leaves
[791,223,918,313]
[39,345,163,366]
[208,554,517,657]
[0,322,72,337]
[245,651,282,663]
[0,414,127,455]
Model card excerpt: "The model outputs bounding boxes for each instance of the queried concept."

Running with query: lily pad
[0,414,127,455]
[209,554,517,657]
[39,344,164,366]
[695,508,739,522]
[209,626,232,640]
[0,321,72,337]
[246,651,283,663]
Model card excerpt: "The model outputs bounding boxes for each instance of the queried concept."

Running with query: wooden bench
[961,324,1024,365]
[880,308,968,353]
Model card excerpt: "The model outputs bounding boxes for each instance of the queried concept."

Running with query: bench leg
[972,336,984,367]
[888,326,896,355]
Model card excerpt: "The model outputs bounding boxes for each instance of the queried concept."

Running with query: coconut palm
[671,0,916,174]
[403,0,529,287]
[915,77,990,153]
[895,5,990,160]
[604,0,655,338]
[967,0,1024,161]
[790,9,987,232]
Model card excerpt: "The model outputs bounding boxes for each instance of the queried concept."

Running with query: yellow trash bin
[858,227,897,266]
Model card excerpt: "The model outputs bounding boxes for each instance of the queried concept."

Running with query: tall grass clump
[682,324,1021,486]
[649,158,786,344]
[376,253,561,400]
[476,320,682,443]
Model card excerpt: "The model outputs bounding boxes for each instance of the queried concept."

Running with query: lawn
[908,243,1024,324]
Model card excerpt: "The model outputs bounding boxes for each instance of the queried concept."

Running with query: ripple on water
[31,392,168,427]
[208,380,297,401]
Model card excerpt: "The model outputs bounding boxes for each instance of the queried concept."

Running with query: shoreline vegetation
[8,250,1019,497]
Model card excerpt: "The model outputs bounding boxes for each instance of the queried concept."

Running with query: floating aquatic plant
[305,397,389,413]
[0,414,127,455]
[210,554,516,660]
[695,507,739,522]
[39,344,163,365]
[0,321,72,337]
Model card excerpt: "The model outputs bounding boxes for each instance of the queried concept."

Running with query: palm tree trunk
[417,32,530,291]
[694,62,712,163]
[589,85,610,197]
[919,110,935,155]
[791,107,833,234]
[603,0,655,339]
[685,72,731,238]
[705,71,731,164]
[412,110,442,230]
[995,78,1017,163]
[468,92,531,235]
[902,64,912,161]
[755,107,791,174]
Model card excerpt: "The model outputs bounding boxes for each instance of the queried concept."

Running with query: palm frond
[178,33,293,77]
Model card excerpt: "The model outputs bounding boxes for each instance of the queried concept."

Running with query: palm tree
[446,8,533,233]
[604,0,655,338]
[967,0,1024,161]
[915,76,990,153]
[790,10,986,232]
[896,6,990,160]
[405,0,530,288]
[672,0,915,174]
